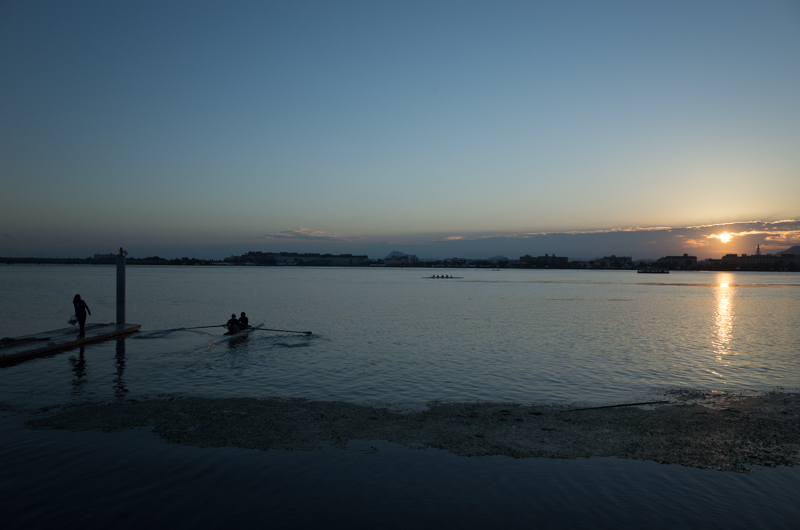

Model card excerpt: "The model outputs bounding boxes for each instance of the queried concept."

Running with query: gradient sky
[1,0,799,259]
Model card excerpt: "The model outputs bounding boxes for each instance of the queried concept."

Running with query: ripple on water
[0,268,798,406]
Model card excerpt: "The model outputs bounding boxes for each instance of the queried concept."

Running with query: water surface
[1,266,798,407]
[2,265,799,529]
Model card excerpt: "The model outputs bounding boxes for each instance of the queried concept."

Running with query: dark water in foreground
[3,416,800,529]
[1,265,799,528]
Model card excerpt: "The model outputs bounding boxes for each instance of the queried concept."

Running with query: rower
[225,314,239,335]
[239,312,249,329]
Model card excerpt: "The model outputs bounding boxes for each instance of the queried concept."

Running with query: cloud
[368,221,800,251]
[262,228,357,242]
[4,233,10,238]
[706,223,800,245]
[429,225,679,243]
[368,219,800,260]
[763,231,800,243]
[250,219,800,260]
[683,239,710,248]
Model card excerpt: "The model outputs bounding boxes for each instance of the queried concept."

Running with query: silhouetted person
[239,312,249,329]
[225,314,239,335]
[73,294,91,337]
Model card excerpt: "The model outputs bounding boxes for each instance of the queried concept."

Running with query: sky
[1,0,799,260]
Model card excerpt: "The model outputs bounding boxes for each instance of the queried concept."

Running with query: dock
[0,323,141,366]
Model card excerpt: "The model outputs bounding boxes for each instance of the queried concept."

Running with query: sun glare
[708,231,737,243]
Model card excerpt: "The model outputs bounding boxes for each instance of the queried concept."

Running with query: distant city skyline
[2,2,798,261]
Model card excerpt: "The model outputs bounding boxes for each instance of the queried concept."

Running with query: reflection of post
[115,337,128,398]
[70,346,87,395]
[116,247,126,324]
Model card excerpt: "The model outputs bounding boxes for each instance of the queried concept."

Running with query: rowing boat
[208,320,264,347]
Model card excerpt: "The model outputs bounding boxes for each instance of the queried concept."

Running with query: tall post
[116,247,126,324]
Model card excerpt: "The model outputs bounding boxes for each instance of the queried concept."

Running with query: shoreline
[4,262,798,273]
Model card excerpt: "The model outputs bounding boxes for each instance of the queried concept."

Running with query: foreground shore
[18,390,799,474]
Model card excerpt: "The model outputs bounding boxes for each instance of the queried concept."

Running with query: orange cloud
[707,229,800,244]
[763,231,800,243]
[683,239,709,248]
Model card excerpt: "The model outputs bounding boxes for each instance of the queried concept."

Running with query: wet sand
[21,390,800,473]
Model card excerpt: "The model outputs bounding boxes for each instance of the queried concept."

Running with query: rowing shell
[208,320,265,347]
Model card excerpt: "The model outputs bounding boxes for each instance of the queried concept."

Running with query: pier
[1,247,139,366]
[0,323,141,366]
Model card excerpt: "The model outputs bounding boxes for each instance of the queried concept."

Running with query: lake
[1,265,799,529]
[1,265,798,406]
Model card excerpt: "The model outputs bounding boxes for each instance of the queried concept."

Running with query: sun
[719,232,731,243]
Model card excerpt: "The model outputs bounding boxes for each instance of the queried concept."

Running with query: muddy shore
[20,390,800,474]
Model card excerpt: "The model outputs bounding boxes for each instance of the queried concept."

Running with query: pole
[116,247,126,324]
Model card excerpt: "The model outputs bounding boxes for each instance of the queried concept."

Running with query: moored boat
[638,268,669,274]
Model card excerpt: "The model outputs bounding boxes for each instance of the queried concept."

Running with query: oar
[165,324,225,332]
[254,328,312,335]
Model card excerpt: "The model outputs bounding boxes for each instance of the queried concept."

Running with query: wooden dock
[0,323,141,366]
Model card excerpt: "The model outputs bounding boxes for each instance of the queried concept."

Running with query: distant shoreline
[2,258,797,272]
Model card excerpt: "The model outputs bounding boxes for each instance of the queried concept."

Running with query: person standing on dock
[72,294,91,337]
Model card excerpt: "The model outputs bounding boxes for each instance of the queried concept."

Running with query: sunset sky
[2,1,799,259]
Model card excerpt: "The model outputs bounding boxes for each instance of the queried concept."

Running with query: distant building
[519,254,569,268]
[225,252,369,266]
[721,250,798,268]
[487,256,509,266]
[91,253,117,263]
[384,254,419,266]
[594,255,633,267]
[656,254,697,269]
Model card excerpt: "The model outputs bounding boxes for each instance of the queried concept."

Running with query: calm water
[1,265,799,407]
[2,265,800,529]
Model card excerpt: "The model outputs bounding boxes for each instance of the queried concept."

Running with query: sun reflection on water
[711,274,736,381]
